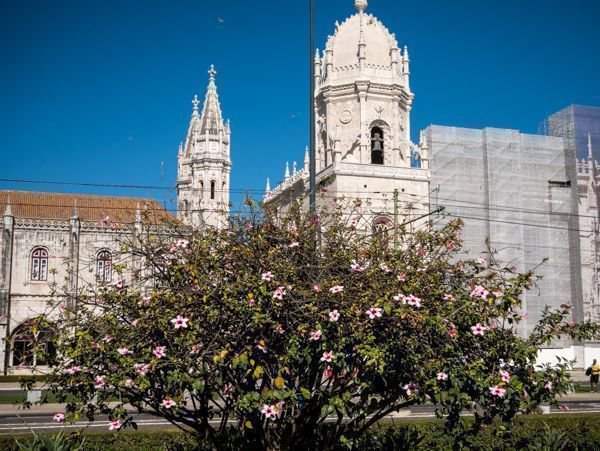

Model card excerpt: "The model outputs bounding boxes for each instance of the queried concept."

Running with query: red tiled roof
[0,191,175,224]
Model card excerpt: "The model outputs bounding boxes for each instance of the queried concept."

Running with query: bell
[372,139,383,151]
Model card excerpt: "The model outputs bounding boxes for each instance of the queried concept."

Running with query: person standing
[591,359,600,392]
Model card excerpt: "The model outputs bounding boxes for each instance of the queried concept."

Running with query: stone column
[67,211,80,309]
[1,204,14,374]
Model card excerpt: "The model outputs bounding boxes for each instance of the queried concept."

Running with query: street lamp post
[309,0,316,214]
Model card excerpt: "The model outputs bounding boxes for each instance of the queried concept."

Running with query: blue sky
[1,0,599,211]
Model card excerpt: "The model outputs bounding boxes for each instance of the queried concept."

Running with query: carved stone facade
[265,0,429,231]
[577,134,600,324]
[0,192,173,374]
[177,66,231,229]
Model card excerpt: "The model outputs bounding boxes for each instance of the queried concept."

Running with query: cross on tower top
[191,94,200,113]
[208,64,217,79]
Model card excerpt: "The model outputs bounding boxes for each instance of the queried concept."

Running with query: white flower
[436,372,448,381]
[261,404,278,419]
[320,351,334,362]
[53,413,65,422]
[309,330,322,341]
[328,310,340,322]
[366,307,382,319]
[109,419,122,431]
[170,315,189,329]
[161,398,177,409]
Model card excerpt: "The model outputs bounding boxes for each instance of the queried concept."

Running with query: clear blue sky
[1,0,599,210]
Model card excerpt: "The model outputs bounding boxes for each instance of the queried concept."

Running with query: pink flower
[134,363,149,375]
[91,342,101,351]
[245,222,253,231]
[492,291,503,298]
[403,382,419,396]
[247,298,256,307]
[489,385,507,397]
[407,295,422,308]
[560,303,572,310]
[276,324,285,334]
[153,346,166,358]
[109,419,122,431]
[471,323,488,336]
[273,286,286,300]
[170,315,189,329]
[320,351,333,362]
[366,307,382,319]
[350,260,365,272]
[416,268,426,273]
[176,239,189,249]
[261,271,274,282]
[437,372,448,381]
[397,273,406,282]
[329,285,344,294]
[470,285,489,300]
[288,241,300,248]
[123,379,134,388]
[394,294,406,302]
[446,240,455,250]
[161,398,177,409]
[102,335,114,343]
[501,370,511,383]
[309,330,322,341]
[545,381,553,390]
[190,344,203,355]
[66,365,81,375]
[223,384,233,396]
[477,257,487,266]
[94,375,106,389]
[448,328,458,338]
[443,294,455,302]
[117,347,131,356]
[328,310,340,322]
[53,413,65,422]
[261,404,278,420]
[139,296,151,306]
[113,278,125,289]
[313,284,322,293]
[380,262,391,273]
[324,366,334,379]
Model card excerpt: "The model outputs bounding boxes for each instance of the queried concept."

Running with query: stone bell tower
[177,66,231,229]
[266,0,429,230]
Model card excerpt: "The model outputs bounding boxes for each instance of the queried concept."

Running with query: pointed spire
[3,196,12,217]
[285,162,290,180]
[199,65,225,134]
[178,141,183,155]
[588,132,594,160]
[292,161,297,175]
[265,178,271,194]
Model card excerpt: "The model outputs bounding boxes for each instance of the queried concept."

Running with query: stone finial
[265,178,271,194]
[3,196,12,217]
[208,64,217,80]
[135,203,142,223]
[304,146,310,170]
[292,161,297,175]
[192,94,200,116]
[71,199,78,219]
[178,142,183,155]
[588,132,594,160]
[355,0,368,13]
[314,48,320,64]
[285,162,290,180]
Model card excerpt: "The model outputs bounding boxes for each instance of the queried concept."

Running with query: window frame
[96,250,113,284]
[30,248,48,282]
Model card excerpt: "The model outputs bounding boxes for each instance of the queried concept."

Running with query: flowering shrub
[24,199,599,449]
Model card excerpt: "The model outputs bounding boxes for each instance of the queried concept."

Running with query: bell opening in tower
[371,127,384,165]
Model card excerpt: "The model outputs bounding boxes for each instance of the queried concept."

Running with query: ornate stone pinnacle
[355,0,368,12]
[208,64,217,79]
[192,94,200,114]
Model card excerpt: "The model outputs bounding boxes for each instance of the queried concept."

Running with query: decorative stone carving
[340,110,352,124]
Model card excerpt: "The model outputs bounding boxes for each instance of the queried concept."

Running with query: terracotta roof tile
[0,191,175,224]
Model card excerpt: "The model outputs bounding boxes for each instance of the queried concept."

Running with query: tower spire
[191,95,200,116]
[265,178,271,194]
[199,65,225,134]
[588,132,594,160]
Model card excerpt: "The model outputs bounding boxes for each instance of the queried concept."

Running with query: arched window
[373,217,392,239]
[11,322,56,367]
[371,127,384,165]
[410,150,422,168]
[96,251,112,283]
[210,181,216,200]
[200,181,204,199]
[31,248,48,281]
